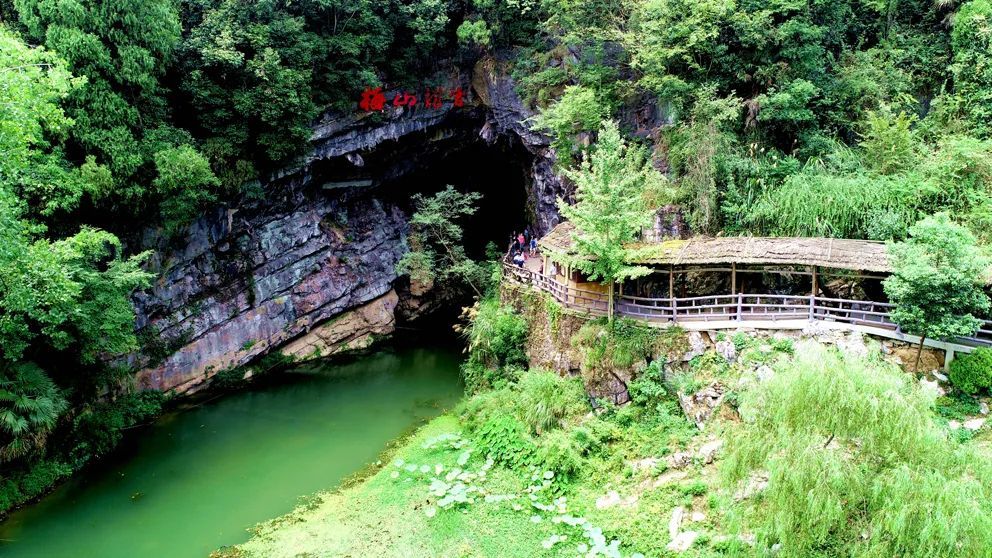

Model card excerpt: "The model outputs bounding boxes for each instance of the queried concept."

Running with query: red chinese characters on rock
[359,86,385,111]
[358,86,465,112]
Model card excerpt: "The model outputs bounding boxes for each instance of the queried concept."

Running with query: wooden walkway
[502,261,992,349]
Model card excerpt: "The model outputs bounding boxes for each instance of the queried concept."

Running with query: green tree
[883,214,991,370]
[859,110,920,175]
[529,85,609,160]
[177,0,322,182]
[666,86,741,233]
[0,188,151,365]
[15,0,184,196]
[152,145,221,235]
[724,344,992,557]
[556,120,661,321]
[0,24,97,220]
[396,186,486,297]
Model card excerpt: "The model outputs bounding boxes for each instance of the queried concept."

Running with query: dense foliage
[396,186,487,296]
[459,295,530,393]
[725,344,992,557]
[949,347,992,395]
[6,0,992,534]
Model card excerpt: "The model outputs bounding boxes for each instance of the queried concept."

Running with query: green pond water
[0,342,464,557]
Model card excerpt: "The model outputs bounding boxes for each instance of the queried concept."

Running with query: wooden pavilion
[536,221,892,303]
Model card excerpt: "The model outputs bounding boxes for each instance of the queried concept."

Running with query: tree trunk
[608,281,615,323]
[914,335,926,372]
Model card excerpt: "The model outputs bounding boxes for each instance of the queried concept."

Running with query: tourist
[510,232,520,255]
[517,232,526,251]
[513,251,525,267]
[530,237,537,254]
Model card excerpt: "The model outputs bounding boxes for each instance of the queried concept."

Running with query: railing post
[809,295,814,321]
[737,292,742,322]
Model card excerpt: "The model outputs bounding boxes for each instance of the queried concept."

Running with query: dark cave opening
[378,133,533,259]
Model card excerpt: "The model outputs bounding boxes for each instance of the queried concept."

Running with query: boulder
[920,377,946,397]
[734,471,769,501]
[835,331,869,359]
[682,331,710,362]
[964,418,986,431]
[666,531,699,552]
[678,382,726,429]
[697,439,724,464]
[715,340,737,363]
[668,507,685,540]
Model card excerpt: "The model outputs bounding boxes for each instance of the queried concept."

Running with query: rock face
[472,56,570,235]
[133,191,408,393]
[280,289,399,360]
[131,60,568,393]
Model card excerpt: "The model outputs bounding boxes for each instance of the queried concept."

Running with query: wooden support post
[809,266,818,320]
[669,265,676,323]
[731,262,737,295]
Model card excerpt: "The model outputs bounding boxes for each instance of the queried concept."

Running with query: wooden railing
[502,261,992,348]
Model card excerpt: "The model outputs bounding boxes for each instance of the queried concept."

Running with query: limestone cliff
[131,58,569,393]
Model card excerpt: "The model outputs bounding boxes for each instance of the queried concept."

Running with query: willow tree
[558,120,663,321]
[883,214,990,371]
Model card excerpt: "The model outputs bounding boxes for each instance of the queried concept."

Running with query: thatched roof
[539,221,892,273]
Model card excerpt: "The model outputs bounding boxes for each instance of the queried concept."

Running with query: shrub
[534,429,584,484]
[517,371,588,434]
[0,459,72,515]
[573,318,661,386]
[935,393,982,420]
[461,296,529,393]
[474,412,534,470]
[66,391,165,467]
[628,361,667,407]
[949,348,992,395]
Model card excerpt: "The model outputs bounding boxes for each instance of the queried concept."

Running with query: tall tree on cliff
[397,186,485,297]
[558,120,663,321]
[883,213,990,371]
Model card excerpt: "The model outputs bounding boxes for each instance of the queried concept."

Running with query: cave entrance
[378,132,533,259]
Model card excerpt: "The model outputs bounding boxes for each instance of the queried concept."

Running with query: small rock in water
[690,511,705,522]
[932,371,949,383]
[949,420,962,430]
[980,401,989,415]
